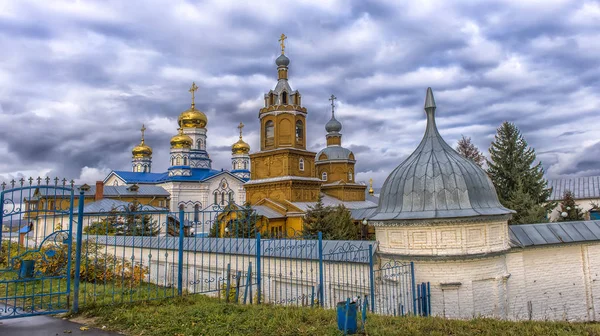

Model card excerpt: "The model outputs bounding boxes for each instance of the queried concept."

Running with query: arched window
[265,121,274,143]
[183,157,188,165]
[176,157,181,165]
[228,191,234,203]
[113,181,119,186]
[281,91,288,104]
[221,192,226,205]
[179,204,184,211]
[322,172,328,181]
[348,171,353,181]
[194,204,200,222]
[143,165,148,173]
[243,161,247,170]
[295,120,303,142]
[299,158,304,171]
[213,192,218,205]
[171,156,175,166]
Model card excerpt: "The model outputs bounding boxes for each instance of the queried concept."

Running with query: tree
[302,195,331,238]
[116,202,160,237]
[456,135,485,167]
[209,203,267,238]
[302,195,358,240]
[487,122,554,224]
[556,190,585,222]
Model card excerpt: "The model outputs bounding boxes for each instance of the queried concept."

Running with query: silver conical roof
[370,88,514,222]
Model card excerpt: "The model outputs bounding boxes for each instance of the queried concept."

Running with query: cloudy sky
[0,0,599,188]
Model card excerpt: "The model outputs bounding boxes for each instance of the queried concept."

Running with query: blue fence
[1,183,426,319]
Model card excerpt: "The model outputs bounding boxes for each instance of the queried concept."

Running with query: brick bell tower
[244,34,322,204]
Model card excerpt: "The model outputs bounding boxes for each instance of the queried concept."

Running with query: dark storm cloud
[0,0,599,187]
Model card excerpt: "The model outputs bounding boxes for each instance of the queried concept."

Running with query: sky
[0,0,599,188]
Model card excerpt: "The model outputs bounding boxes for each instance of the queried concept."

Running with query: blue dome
[276,54,290,67]
[325,116,342,133]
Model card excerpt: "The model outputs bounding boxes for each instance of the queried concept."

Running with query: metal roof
[316,146,354,161]
[92,236,377,264]
[547,176,600,201]
[291,194,378,212]
[252,205,284,219]
[370,88,513,222]
[31,184,170,197]
[509,220,600,247]
[74,199,167,214]
[350,207,378,220]
[109,168,244,184]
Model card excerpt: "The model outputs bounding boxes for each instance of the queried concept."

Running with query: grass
[72,294,600,336]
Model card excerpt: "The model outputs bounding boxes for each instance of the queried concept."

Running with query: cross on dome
[189,82,199,108]
[279,34,287,54]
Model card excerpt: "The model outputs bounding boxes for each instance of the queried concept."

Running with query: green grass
[72,294,600,336]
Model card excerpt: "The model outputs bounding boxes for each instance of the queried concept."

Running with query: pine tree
[456,135,485,167]
[557,190,585,222]
[209,203,267,238]
[487,122,553,224]
[302,195,330,238]
[303,196,358,240]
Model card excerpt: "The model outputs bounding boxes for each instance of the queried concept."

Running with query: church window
[143,165,148,173]
[179,204,184,211]
[322,172,328,181]
[194,204,200,222]
[183,157,188,165]
[113,181,119,186]
[348,171,353,181]
[243,161,247,170]
[214,192,218,205]
[176,157,181,165]
[281,91,288,104]
[228,191,234,203]
[221,192,225,205]
[299,158,304,171]
[295,120,303,142]
[265,121,274,144]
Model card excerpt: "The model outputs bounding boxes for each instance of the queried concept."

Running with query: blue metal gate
[0,179,74,319]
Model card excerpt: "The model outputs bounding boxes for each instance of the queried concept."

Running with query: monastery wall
[399,242,600,321]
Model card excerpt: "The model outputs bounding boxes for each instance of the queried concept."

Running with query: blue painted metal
[411,262,417,315]
[318,231,324,307]
[72,190,84,313]
[178,208,185,296]
[256,232,261,304]
[1,183,75,319]
[337,298,357,335]
[368,244,375,313]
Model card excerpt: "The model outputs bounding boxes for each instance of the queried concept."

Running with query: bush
[0,239,147,287]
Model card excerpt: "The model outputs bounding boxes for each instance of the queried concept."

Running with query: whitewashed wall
[398,241,600,321]
[549,198,600,221]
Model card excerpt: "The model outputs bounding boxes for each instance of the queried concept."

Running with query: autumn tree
[455,135,485,167]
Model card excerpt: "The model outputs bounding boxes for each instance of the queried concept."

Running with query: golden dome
[170,128,192,149]
[178,107,207,128]
[132,140,152,157]
[232,122,250,154]
[132,124,152,157]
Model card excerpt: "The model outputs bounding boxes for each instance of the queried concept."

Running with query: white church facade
[104,83,251,213]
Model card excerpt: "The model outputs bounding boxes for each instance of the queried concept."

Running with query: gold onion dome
[232,122,250,154]
[170,128,192,149]
[178,107,207,128]
[178,81,207,128]
[132,124,152,157]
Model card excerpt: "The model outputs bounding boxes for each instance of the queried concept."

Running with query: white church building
[104,83,251,212]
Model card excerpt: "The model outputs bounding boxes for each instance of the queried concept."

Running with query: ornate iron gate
[0,180,74,319]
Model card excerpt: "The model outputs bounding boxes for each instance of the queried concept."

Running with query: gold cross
[279,34,287,54]
[140,124,146,141]
[238,122,244,139]
[189,82,199,107]
[329,94,337,117]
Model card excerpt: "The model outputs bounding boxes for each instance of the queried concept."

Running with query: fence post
[410,261,417,315]
[72,189,85,313]
[177,208,185,296]
[318,231,324,307]
[256,232,261,304]
[368,244,375,313]
[0,192,4,252]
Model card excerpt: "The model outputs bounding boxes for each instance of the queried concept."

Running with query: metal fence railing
[1,184,428,319]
